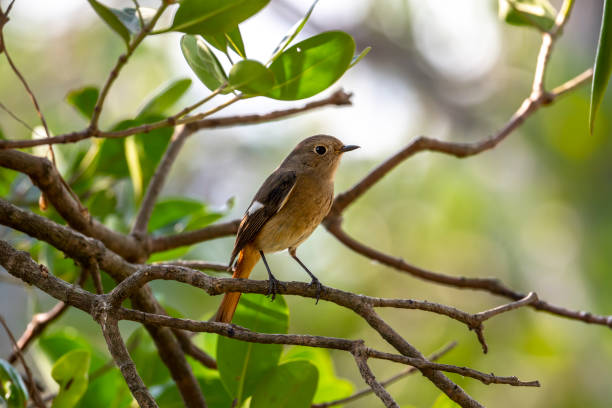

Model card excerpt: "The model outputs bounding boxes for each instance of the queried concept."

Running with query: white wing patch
[247,200,264,215]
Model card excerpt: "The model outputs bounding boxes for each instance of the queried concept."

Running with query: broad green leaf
[590,0,612,132]
[431,394,461,408]
[76,368,132,408]
[251,361,318,408]
[203,26,246,58]
[229,59,274,95]
[267,31,355,100]
[111,7,157,34]
[131,120,173,200]
[87,0,131,45]
[350,46,371,68]
[137,78,192,118]
[217,294,289,403]
[498,0,556,31]
[155,376,232,408]
[269,0,320,63]
[227,27,246,58]
[171,0,269,35]
[180,35,227,92]
[0,358,28,408]
[127,328,171,386]
[125,137,143,198]
[66,87,99,120]
[51,350,90,408]
[147,197,223,236]
[282,347,354,404]
[39,329,108,374]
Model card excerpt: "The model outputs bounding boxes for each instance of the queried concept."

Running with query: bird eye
[314,145,327,155]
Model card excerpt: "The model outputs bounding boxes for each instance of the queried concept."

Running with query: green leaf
[111,7,157,34]
[51,350,90,408]
[203,26,246,58]
[217,294,289,403]
[227,27,246,58]
[180,35,228,92]
[66,87,99,120]
[87,0,131,45]
[251,361,318,408]
[431,394,461,408]
[0,359,28,408]
[267,31,355,100]
[282,347,353,404]
[349,46,371,68]
[137,79,192,118]
[125,137,143,198]
[229,60,274,95]
[127,328,171,386]
[498,0,556,31]
[269,0,320,63]
[590,0,612,132]
[155,376,232,408]
[148,197,207,233]
[171,0,270,35]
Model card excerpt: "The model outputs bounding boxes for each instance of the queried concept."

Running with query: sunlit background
[1,0,611,407]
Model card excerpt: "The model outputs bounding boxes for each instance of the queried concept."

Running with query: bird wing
[229,170,297,266]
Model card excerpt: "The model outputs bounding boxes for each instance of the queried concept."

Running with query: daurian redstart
[214,135,359,323]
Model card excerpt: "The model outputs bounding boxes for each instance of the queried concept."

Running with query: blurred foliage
[0,0,611,408]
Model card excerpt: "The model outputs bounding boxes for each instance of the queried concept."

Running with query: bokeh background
[1,0,611,407]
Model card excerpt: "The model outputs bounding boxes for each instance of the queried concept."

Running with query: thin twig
[0,315,46,408]
[351,342,399,408]
[8,268,88,363]
[0,89,353,149]
[312,342,458,408]
[0,101,43,136]
[89,3,169,130]
[154,260,230,273]
[96,315,159,408]
[131,125,191,240]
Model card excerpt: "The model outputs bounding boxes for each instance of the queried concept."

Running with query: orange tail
[213,245,260,323]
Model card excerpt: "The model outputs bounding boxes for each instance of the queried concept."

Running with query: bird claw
[309,278,322,304]
[266,276,285,301]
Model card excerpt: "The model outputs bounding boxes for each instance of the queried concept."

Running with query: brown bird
[213,135,359,323]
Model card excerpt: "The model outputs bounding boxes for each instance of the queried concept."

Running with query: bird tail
[213,245,260,323]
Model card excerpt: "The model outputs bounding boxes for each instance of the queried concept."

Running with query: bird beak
[339,145,360,153]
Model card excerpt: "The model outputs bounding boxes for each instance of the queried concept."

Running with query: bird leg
[289,248,323,304]
[259,251,284,301]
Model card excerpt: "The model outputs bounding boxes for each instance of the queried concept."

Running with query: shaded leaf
[217,294,289,403]
[180,35,227,92]
[203,26,246,58]
[0,358,28,408]
[137,78,192,118]
[171,0,269,35]
[227,27,246,58]
[111,7,157,34]
[229,59,274,95]
[251,361,318,408]
[127,328,171,386]
[269,0,320,63]
[87,0,131,45]
[498,0,556,31]
[282,347,354,404]
[267,31,355,100]
[66,87,99,120]
[51,350,90,408]
[590,0,612,132]
[155,376,232,408]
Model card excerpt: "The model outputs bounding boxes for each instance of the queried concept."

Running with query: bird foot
[309,278,323,304]
[266,275,285,301]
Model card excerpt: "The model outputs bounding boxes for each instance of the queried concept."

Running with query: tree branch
[351,341,399,408]
[312,342,458,408]
[0,88,353,150]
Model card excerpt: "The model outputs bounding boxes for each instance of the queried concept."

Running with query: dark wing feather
[229,170,297,266]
